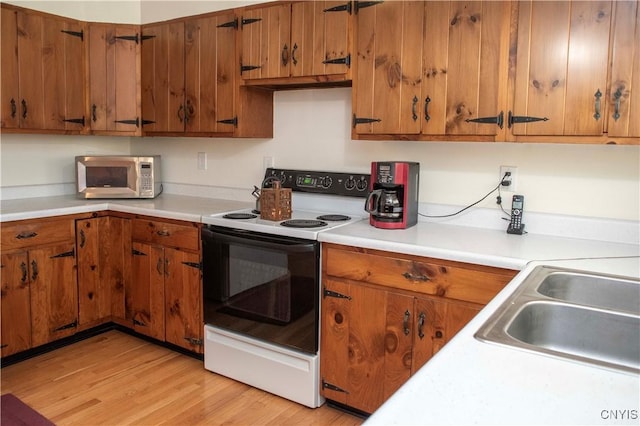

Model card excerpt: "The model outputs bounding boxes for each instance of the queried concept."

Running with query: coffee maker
[365,161,420,229]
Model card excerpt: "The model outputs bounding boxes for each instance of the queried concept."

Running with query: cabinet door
[16,10,45,129]
[184,12,237,133]
[141,21,185,133]
[1,6,19,129]
[352,1,424,135]
[607,1,640,138]
[290,1,351,78]
[164,248,202,353]
[321,279,413,414]
[130,242,165,340]
[88,23,140,134]
[76,217,130,326]
[29,243,78,347]
[240,3,291,79]
[0,251,32,357]
[512,1,612,136]
[412,297,480,373]
[422,1,508,137]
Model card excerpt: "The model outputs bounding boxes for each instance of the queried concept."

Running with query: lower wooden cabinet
[130,218,203,353]
[76,216,130,327]
[320,243,516,414]
[1,217,78,357]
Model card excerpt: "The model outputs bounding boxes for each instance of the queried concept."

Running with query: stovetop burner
[223,213,258,220]
[280,219,328,228]
[316,214,351,221]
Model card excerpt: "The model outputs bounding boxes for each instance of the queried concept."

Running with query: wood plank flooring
[0,331,363,425]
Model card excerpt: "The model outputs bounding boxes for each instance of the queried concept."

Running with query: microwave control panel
[139,162,153,194]
[264,168,370,197]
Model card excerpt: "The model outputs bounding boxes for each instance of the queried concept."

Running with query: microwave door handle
[203,228,317,253]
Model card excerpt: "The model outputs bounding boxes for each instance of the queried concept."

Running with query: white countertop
[3,194,639,425]
[365,257,640,426]
[0,194,253,223]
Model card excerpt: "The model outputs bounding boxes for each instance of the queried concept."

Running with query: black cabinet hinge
[217,117,238,127]
[184,337,203,346]
[466,111,504,129]
[322,379,349,394]
[181,261,202,270]
[133,318,146,327]
[354,1,384,14]
[140,35,156,42]
[53,320,78,332]
[51,249,75,259]
[115,34,140,44]
[240,63,261,74]
[218,18,239,29]
[115,117,155,128]
[61,29,84,40]
[352,114,381,128]
[64,117,85,126]
[132,249,147,256]
[241,17,262,28]
[323,54,351,68]
[507,111,549,129]
[323,287,351,300]
[324,2,353,14]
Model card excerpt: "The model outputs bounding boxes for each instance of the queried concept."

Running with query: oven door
[202,225,320,354]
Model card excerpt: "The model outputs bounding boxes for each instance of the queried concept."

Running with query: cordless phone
[507,194,525,235]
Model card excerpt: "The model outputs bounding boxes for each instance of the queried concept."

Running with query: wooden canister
[260,180,292,221]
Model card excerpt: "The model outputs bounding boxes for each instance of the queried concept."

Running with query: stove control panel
[264,168,370,197]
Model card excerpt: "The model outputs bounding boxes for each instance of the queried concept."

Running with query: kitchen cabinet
[76,215,131,328]
[130,218,203,353]
[606,0,640,139]
[0,4,85,132]
[510,1,613,139]
[88,23,141,135]
[141,11,273,137]
[320,243,516,414]
[352,1,510,141]
[1,217,78,357]
[240,1,352,86]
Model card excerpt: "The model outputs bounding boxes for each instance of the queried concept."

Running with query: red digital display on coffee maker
[365,161,420,229]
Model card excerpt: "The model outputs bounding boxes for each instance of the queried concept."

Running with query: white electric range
[201,168,370,408]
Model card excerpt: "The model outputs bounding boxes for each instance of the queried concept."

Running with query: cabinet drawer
[132,219,199,251]
[325,246,516,305]
[1,218,75,251]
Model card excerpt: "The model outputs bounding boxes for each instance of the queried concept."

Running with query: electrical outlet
[197,152,207,170]
[499,166,517,191]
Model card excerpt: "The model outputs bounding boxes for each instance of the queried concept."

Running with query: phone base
[507,223,525,235]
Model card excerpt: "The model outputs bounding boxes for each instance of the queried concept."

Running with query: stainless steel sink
[476,266,640,374]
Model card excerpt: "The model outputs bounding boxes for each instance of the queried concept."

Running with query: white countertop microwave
[75,155,162,199]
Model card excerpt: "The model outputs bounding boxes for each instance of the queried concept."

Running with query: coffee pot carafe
[366,162,419,229]
[365,189,403,219]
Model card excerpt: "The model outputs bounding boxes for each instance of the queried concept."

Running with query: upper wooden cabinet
[141,11,273,137]
[607,0,640,139]
[1,4,86,133]
[352,1,510,141]
[510,1,612,138]
[88,23,141,135]
[240,1,352,86]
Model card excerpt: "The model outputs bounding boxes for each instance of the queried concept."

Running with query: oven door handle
[203,228,317,253]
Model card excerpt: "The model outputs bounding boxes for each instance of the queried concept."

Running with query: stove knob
[344,176,356,190]
[322,176,333,188]
[356,177,368,191]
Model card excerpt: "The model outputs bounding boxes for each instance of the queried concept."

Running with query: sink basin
[476,266,640,374]
[507,302,639,372]
[537,271,640,313]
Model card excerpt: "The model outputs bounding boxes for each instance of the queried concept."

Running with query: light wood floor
[0,330,363,425]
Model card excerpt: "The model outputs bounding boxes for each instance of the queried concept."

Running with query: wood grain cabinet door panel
[512,1,613,136]
[1,6,19,129]
[0,251,32,357]
[130,242,165,341]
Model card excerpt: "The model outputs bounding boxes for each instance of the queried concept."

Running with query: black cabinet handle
[424,97,431,122]
[403,310,411,336]
[593,89,602,120]
[21,99,27,119]
[10,98,16,118]
[417,312,426,340]
[412,96,418,121]
[31,259,38,282]
[282,43,289,67]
